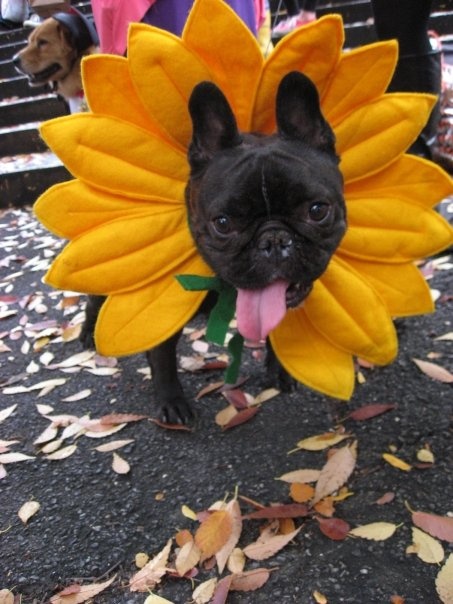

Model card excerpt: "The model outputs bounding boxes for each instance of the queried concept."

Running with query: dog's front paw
[155,396,196,427]
[79,323,96,350]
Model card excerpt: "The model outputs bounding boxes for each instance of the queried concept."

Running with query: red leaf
[222,389,250,410]
[222,407,259,430]
[243,504,309,520]
[317,517,350,541]
[150,419,193,431]
[348,404,396,421]
[412,511,453,543]
[211,574,233,604]
[100,413,148,425]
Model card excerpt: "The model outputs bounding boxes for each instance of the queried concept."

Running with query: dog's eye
[308,202,330,222]
[212,215,231,235]
[37,39,48,48]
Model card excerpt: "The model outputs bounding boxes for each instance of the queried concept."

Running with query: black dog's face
[186,72,346,342]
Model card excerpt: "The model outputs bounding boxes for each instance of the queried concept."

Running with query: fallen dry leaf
[290,483,315,503]
[229,568,271,591]
[49,575,116,603]
[412,511,453,543]
[129,539,172,592]
[195,510,232,559]
[313,442,357,503]
[349,521,398,541]
[0,404,17,423]
[382,453,412,472]
[277,469,321,484]
[175,540,201,577]
[215,499,242,573]
[436,553,453,604]
[416,448,435,464]
[135,552,149,569]
[143,595,175,604]
[112,452,130,474]
[0,589,14,604]
[243,526,301,560]
[0,452,34,464]
[243,503,309,520]
[61,389,92,402]
[406,527,444,564]
[412,358,453,383]
[347,403,396,421]
[94,439,135,453]
[375,492,395,505]
[221,406,260,430]
[294,432,350,452]
[44,444,77,461]
[227,547,246,574]
[313,590,328,604]
[192,578,218,603]
[18,500,40,524]
[317,517,350,541]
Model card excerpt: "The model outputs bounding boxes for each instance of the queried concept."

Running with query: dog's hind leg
[80,295,106,349]
[146,331,195,425]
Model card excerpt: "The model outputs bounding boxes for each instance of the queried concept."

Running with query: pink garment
[255,0,266,30]
[91,0,156,55]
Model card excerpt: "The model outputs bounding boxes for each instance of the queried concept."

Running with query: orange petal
[321,41,398,126]
[337,93,437,182]
[341,199,453,262]
[34,181,181,240]
[82,55,176,146]
[95,256,213,356]
[345,154,453,209]
[342,258,434,317]
[252,15,344,133]
[45,210,194,295]
[270,309,355,400]
[40,114,188,201]
[183,0,263,131]
[304,257,397,365]
[128,23,211,148]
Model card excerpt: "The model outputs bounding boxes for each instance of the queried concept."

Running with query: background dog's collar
[52,10,99,54]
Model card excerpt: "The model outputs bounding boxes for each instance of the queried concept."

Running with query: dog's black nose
[12,54,21,68]
[258,229,293,259]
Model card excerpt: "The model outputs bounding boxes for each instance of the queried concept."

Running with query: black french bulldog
[81,71,347,425]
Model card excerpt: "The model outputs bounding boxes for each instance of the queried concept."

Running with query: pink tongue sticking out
[236,280,289,343]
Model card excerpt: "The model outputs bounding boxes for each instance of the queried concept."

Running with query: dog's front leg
[146,331,195,425]
[265,340,296,392]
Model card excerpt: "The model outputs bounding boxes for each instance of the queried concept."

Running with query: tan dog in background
[13,11,98,113]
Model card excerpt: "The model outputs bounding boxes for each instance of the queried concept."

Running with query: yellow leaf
[181,504,198,521]
[18,500,40,524]
[349,521,398,541]
[436,553,453,604]
[135,552,149,568]
[194,510,232,558]
[407,527,444,564]
[313,591,328,604]
[416,448,435,464]
[175,540,201,576]
[277,469,321,483]
[192,578,218,604]
[227,547,246,574]
[295,432,350,451]
[143,595,175,604]
[382,452,412,471]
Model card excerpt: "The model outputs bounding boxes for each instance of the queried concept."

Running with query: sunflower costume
[34,0,453,400]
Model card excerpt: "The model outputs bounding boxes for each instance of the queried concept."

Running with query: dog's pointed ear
[188,81,242,172]
[276,71,336,154]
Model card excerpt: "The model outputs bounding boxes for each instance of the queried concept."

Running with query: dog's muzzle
[13,55,62,83]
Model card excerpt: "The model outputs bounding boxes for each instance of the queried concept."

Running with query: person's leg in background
[371,0,441,158]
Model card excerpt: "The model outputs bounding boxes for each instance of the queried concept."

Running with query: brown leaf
[317,517,350,541]
[412,511,453,543]
[175,529,193,547]
[222,389,250,409]
[211,574,233,604]
[375,492,395,505]
[0,590,14,604]
[347,403,396,421]
[243,526,301,560]
[129,539,172,592]
[150,418,193,431]
[277,469,321,484]
[100,413,148,425]
[243,504,309,520]
[295,432,351,451]
[195,510,233,558]
[50,575,115,603]
[313,442,357,503]
[230,568,271,591]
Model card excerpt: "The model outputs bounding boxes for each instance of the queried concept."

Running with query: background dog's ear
[276,71,336,154]
[188,81,242,171]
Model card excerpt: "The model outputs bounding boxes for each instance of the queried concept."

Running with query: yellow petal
[321,41,398,126]
[345,154,453,208]
[95,256,213,356]
[270,309,355,400]
[304,257,397,364]
[128,23,211,148]
[342,258,434,317]
[252,15,343,133]
[34,181,181,240]
[45,210,194,295]
[40,114,188,200]
[82,55,176,146]
[183,0,263,131]
[337,93,437,182]
[341,199,453,262]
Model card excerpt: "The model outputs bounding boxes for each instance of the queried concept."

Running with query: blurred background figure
[272,0,317,37]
